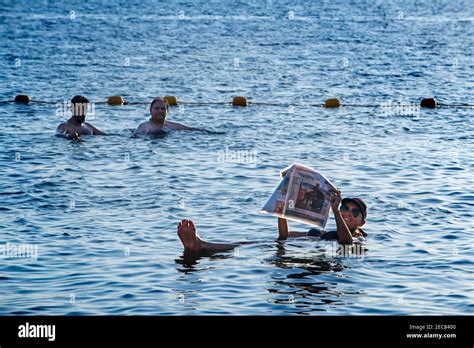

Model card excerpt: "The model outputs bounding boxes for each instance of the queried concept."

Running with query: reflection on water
[267,241,355,314]
[175,250,235,272]
[271,241,345,273]
[174,239,364,314]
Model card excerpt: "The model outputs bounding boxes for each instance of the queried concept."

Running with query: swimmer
[279,192,367,245]
[135,97,202,135]
[177,191,368,254]
[56,95,106,140]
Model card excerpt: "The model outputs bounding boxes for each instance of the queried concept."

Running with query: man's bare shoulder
[165,120,192,130]
[135,120,155,134]
[83,122,97,130]
[56,122,69,133]
[138,120,151,127]
[164,120,179,127]
[136,120,149,129]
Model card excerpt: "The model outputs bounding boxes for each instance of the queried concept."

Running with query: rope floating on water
[2,95,473,109]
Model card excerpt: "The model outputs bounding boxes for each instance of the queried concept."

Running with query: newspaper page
[261,163,337,228]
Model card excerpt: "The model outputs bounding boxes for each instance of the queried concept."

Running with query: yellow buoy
[108,96,126,105]
[14,95,31,103]
[325,98,340,108]
[420,98,437,109]
[163,96,178,106]
[232,96,248,107]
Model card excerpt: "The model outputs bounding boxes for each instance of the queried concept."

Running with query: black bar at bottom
[0,316,471,346]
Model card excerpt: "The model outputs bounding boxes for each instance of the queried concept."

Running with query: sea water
[0,0,472,315]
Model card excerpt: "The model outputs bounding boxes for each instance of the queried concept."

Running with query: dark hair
[150,97,169,112]
[71,95,89,105]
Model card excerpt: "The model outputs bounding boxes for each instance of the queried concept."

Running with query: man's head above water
[134,97,200,134]
[70,95,89,123]
[56,95,105,137]
[149,97,169,123]
[339,197,367,231]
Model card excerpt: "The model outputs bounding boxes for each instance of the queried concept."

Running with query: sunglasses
[340,204,362,218]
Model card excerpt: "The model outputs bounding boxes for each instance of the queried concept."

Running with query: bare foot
[177,219,201,252]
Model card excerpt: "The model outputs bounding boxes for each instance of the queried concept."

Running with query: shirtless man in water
[56,95,106,140]
[177,191,368,254]
[135,97,201,134]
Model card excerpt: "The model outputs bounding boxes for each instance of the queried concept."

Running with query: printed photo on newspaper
[261,163,337,228]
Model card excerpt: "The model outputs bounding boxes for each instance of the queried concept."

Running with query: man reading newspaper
[176,164,368,254]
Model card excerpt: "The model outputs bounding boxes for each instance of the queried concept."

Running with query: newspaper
[261,163,338,228]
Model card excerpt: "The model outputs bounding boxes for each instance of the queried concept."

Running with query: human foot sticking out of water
[177,219,238,254]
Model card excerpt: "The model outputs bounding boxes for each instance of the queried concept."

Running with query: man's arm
[278,218,289,240]
[170,121,202,131]
[55,124,81,141]
[55,123,66,135]
[331,191,354,245]
[89,124,107,135]
[55,132,76,140]
[278,218,308,240]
